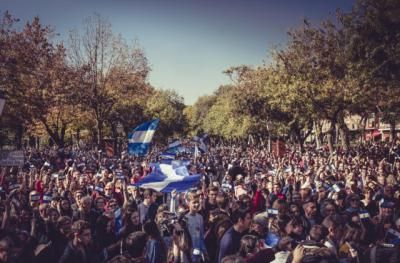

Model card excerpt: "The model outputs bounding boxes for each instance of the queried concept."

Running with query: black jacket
[59,242,99,263]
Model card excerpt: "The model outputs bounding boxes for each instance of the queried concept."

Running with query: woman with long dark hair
[143,220,168,263]
[170,219,193,263]
[118,210,142,238]
[94,214,118,253]
[58,197,73,218]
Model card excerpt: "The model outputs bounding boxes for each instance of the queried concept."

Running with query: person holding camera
[170,219,193,263]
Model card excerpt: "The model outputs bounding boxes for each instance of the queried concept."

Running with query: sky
[2,0,355,105]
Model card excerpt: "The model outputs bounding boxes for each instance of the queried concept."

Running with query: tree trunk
[76,128,81,146]
[15,123,24,150]
[327,120,336,153]
[389,119,396,144]
[360,116,367,143]
[96,119,104,148]
[338,116,350,151]
[314,121,323,149]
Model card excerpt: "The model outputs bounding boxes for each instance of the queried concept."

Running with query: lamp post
[116,122,124,156]
[267,120,272,153]
[0,90,5,117]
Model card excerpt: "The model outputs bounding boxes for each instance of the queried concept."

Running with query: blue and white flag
[128,119,159,156]
[160,152,175,160]
[194,144,200,159]
[193,134,208,153]
[135,163,201,193]
[114,208,123,234]
[168,139,182,150]
[198,140,208,153]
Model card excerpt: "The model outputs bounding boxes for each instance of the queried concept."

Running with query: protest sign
[0,150,24,167]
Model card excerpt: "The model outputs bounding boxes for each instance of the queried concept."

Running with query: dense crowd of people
[0,140,400,263]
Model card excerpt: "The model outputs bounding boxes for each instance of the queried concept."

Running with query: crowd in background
[0,140,400,263]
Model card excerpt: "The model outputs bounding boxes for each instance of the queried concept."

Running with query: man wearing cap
[372,200,396,225]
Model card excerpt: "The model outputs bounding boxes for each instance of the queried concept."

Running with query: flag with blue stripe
[168,139,182,150]
[114,208,123,234]
[128,119,159,156]
[160,152,175,160]
[193,134,208,153]
[135,163,201,192]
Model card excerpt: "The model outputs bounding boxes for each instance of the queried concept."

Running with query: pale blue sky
[2,0,354,104]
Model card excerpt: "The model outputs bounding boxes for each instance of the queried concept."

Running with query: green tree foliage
[341,0,400,142]
[145,89,186,141]
[184,95,216,136]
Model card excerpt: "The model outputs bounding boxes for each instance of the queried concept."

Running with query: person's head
[251,214,268,236]
[238,235,259,258]
[48,207,60,223]
[300,187,312,199]
[303,201,317,218]
[277,236,295,252]
[107,198,118,212]
[80,196,92,213]
[231,208,252,232]
[322,214,344,242]
[39,203,49,219]
[96,214,115,235]
[332,191,346,208]
[129,210,140,226]
[346,194,360,209]
[143,189,155,205]
[273,183,281,194]
[71,220,92,247]
[342,226,362,244]
[208,186,219,203]
[379,201,395,218]
[0,239,9,263]
[57,216,72,237]
[317,186,327,200]
[363,187,373,199]
[104,182,114,197]
[216,191,228,209]
[74,190,84,206]
[321,201,337,217]
[289,203,302,217]
[95,197,106,211]
[187,192,201,214]
[291,192,302,204]
[215,218,232,239]
[377,174,386,185]
[273,199,289,217]
[395,218,400,232]
[125,231,148,258]
[383,185,394,198]
[143,220,161,239]
[221,255,245,263]
[286,217,304,236]
[309,224,328,243]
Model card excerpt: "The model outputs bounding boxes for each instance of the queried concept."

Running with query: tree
[184,94,216,136]
[145,89,186,141]
[341,0,400,143]
[272,18,358,152]
[68,14,150,147]
[1,14,82,148]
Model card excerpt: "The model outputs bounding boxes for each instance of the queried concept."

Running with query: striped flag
[135,163,201,193]
[128,119,159,156]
